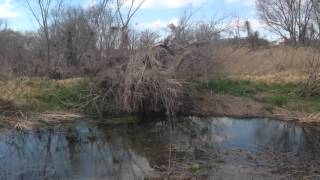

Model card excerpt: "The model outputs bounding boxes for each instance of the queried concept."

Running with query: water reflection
[0,124,155,179]
[0,117,319,179]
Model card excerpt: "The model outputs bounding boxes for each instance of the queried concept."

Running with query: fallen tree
[86,41,217,116]
[95,46,182,115]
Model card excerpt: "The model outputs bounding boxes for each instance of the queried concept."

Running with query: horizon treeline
[0,0,319,78]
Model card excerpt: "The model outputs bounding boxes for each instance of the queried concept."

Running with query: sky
[0,0,273,39]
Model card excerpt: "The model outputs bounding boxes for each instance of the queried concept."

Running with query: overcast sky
[0,0,273,39]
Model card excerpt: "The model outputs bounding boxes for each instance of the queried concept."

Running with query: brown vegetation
[212,46,320,83]
[0,0,320,124]
[301,53,320,97]
[0,111,83,130]
[96,46,182,115]
[181,90,270,118]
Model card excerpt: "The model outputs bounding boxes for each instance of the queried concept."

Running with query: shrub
[96,46,182,115]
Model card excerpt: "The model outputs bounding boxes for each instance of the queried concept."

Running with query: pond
[0,116,319,179]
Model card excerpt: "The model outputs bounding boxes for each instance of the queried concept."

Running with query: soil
[181,91,320,125]
[184,92,270,118]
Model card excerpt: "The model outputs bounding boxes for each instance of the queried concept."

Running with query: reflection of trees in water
[174,117,228,146]
[253,120,320,156]
[0,129,57,179]
[1,118,320,179]
[174,117,253,154]
[0,124,155,180]
[254,121,300,152]
[300,126,320,154]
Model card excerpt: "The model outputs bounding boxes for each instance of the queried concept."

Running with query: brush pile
[96,46,182,115]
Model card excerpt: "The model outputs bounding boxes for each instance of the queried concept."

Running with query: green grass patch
[258,95,289,107]
[23,79,92,112]
[198,79,296,97]
[196,78,320,112]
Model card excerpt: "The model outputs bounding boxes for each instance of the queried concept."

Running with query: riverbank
[184,91,320,125]
[183,79,320,125]
[1,77,320,128]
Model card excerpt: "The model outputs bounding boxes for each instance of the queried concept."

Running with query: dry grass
[211,46,320,84]
[229,72,307,84]
[0,111,83,130]
[301,54,320,97]
[97,46,182,115]
[121,50,182,114]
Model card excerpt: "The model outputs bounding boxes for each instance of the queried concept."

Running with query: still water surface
[0,117,319,179]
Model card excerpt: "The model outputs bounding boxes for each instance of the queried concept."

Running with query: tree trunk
[120,26,129,49]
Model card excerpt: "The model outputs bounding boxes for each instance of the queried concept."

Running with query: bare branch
[20,0,64,74]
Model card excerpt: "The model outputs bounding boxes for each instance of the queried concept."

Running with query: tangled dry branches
[97,46,182,115]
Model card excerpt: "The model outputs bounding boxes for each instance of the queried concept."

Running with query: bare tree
[195,13,231,42]
[138,29,159,49]
[0,29,34,76]
[116,0,146,49]
[86,0,117,50]
[311,0,320,43]
[166,7,195,48]
[51,7,97,68]
[21,0,63,74]
[167,7,231,47]
[256,0,313,44]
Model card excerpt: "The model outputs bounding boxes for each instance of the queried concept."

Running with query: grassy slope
[197,79,320,113]
[0,78,91,112]
[1,77,320,116]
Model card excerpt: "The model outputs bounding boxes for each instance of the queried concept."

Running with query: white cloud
[83,0,97,9]
[248,18,266,30]
[225,0,255,6]
[125,0,208,9]
[0,0,19,18]
[84,0,208,10]
[83,0,207,11]
[137,18,179,30]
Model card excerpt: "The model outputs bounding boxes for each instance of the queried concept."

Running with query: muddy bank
[182,92,270,118]
[181,91,320,125]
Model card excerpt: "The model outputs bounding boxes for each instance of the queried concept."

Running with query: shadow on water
[0,116,320,179]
